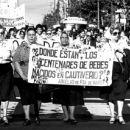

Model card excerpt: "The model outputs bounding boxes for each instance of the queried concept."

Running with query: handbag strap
[107,41,125,73]
[115,51,124,73]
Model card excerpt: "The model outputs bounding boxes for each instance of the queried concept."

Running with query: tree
[68,0,82,17]
[69,0,112,25]
[42,0,130,28]
[69,0,130,26]
[43,1,61,28]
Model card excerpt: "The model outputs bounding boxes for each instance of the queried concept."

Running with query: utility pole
[97,0,100,29]
[111,0,115,24]
[17,0,19,6]
[77,0,82,17]
[68,0,71,16]
[54,0,56,11]
[64,0,69,18]
[111,0,113,24]
[122,0,126,30]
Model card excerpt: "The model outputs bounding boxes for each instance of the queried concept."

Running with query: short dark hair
[55,27,63,33]
[9,27,17,34]
[19,30,25,35]
[35,24,43,30]
[27,27,36,33]
[110,23,121,34]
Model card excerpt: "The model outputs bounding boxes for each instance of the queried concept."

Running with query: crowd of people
[0,22,130,127]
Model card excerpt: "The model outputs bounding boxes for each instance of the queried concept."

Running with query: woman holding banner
[53,31,84,125]
[101,23,130,125]
[13,28,40,126]
[0,25,14,126]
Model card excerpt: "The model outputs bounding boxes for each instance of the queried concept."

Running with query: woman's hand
[21,75,28,81]
[14,62,28,81]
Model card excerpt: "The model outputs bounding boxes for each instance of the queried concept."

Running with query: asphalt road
[1,119,130,130]
[0,98,130,130]
[1,88,130,129]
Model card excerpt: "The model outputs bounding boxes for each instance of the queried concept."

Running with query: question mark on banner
[99,70,103,79]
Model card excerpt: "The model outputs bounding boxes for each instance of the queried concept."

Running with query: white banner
[0,8,13,18]
[28,45,114,86]
[0,4,25,28]
[0,18,15,27]
[14,4,25,29]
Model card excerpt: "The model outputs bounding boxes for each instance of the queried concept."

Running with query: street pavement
[1,119,130,130]
[1,89,130,129]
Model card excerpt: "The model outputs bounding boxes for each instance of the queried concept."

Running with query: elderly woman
[101,23,130,125]
[13,28,40,126]
[53,32,84,125]
[0,25,14,126]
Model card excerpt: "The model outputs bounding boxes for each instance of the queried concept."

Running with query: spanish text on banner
[28,44,114,86]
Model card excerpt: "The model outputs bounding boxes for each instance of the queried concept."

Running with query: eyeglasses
[61,37,68,39]
[112,32,120,36]
[28,34,35,36]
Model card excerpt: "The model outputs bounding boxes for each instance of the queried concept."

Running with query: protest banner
[0,4,25,29]
[28,44,114,86]
[0,18,14,27]
[0,6,14,27]
[0,8,11,18]
[13,4,25,29]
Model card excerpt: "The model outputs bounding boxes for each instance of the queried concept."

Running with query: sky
[19,0,54,26]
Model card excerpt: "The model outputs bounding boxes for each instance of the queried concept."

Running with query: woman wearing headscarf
[53,32,84,125]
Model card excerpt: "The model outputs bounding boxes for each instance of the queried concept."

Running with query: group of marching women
[0,22,130,127]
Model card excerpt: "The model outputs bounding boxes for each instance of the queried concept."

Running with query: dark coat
[122,49,130,81]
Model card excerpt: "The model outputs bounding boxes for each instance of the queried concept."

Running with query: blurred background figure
[0,25,14,126]
[6,28,17,39]
[19,30,26,40]
[35,24,44,45]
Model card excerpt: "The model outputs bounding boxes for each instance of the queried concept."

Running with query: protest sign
[0,18,14,27]
[0,8,11,18]
[13,4,25,29]
[0,4,25,29]
[28,44,114,86]
[14,16,25,29]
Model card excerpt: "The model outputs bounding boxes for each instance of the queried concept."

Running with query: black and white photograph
[0,0,130,130]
